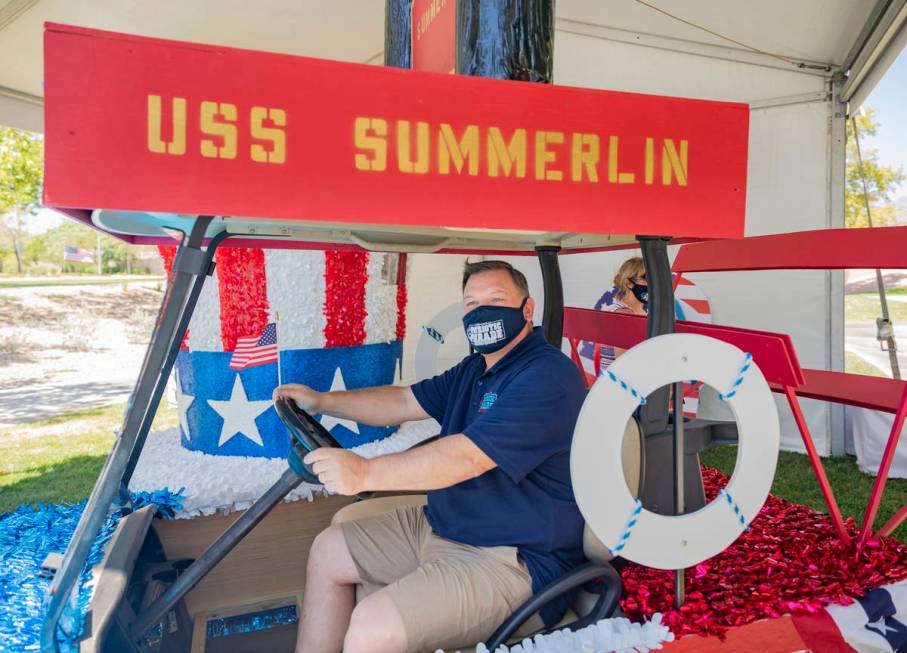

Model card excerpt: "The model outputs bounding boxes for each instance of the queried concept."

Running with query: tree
[0,126,43,273]
[846,108,905,228]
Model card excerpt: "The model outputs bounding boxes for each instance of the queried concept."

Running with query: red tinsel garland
[215,247,270,351]
[620,467,907,639]
[324,251,368,348]
[156,245,189,349]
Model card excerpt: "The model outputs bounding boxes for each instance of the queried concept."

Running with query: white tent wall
[502,30,846,455]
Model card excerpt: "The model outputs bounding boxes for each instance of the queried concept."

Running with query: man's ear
[524,297,535,321]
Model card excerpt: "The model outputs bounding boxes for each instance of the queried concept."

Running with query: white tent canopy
[2,0,906,455]
[0,0,904,132]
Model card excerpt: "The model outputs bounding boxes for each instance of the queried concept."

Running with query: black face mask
[462,297,528,354]
[630,282,649,306]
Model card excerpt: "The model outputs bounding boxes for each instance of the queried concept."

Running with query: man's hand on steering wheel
[273,383,322,413]
[304,448,369,496]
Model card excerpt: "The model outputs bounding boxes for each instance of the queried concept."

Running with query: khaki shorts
[340,503,544,653]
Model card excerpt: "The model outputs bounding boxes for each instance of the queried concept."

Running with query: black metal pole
[535,246,563,346]
[673,380,685,607]
[635,235,685,607]
[41,217,214,653]
[129,468,304,643]
[636,236,675,435]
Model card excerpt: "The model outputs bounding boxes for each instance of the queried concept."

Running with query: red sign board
[43,23,749,240]
[411,0,456,73]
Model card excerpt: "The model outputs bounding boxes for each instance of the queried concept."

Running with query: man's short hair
[462,260,530,297]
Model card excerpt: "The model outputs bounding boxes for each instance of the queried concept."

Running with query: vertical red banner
[411,0,456,73]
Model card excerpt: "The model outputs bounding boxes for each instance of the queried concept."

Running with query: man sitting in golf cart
[275,260,588,653]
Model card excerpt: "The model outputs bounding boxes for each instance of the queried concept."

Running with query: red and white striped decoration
[158,247,408,353]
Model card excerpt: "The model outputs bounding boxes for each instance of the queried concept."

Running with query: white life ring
[571,333,779,570]
[414,302,466,381]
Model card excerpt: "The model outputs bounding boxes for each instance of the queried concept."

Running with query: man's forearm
[362,434,494,491]
[318,385,423,427]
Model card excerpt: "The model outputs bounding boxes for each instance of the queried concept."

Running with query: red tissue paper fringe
[215,247,270,351]
[620,467,907,640]
[396,253,408,341]
[324,251,368,348]
[156,245,189,350]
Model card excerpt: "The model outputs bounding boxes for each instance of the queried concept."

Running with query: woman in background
[605,257,648,317]
[596,257,648,368]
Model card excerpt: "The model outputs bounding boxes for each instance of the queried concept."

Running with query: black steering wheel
[274,397,372,500]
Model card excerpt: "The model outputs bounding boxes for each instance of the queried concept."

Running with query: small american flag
[229,323,278,370]
[63,245,95,264]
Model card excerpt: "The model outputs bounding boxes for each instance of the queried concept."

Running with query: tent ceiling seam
[632,0,833,72]
[0,0,39,33]
[554,18,836,78]
[0,83,41,106]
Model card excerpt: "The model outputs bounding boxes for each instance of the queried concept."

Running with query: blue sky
[861,46,907,199]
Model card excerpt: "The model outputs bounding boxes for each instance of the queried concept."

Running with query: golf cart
[39,22,748,652]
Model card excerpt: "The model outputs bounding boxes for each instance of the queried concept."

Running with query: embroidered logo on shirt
[479,392,498,412]
[466,320,505,346]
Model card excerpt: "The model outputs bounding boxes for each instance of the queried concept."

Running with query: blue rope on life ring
[719,352,753,401]
[607,499,644,557]
[718,488,749,532]
[603,370,648,405]
[422,325,445,344]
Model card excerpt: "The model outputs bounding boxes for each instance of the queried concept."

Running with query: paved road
[0,283,157,425]
[845,321,907,378]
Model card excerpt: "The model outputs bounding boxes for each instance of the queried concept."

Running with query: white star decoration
[318,367,361,435]
[867,616,899,636]
[175,374,194,438]
[208,375,273,448]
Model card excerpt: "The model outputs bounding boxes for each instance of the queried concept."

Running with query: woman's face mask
[462,297,528,354]
[629,281,649,306]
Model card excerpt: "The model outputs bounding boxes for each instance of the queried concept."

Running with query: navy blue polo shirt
[410,326,587,627]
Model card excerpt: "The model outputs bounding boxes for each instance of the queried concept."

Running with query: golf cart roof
[43,23,750,254]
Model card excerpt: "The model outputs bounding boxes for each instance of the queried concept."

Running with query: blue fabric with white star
[857,586,907,650]
[176,341,403,457]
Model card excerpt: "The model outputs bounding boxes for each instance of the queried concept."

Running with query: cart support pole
[536,246,563,346]
[130,468,304,643]
[637,236,675,434]
[41,217,215,653]
[119,230,230,496]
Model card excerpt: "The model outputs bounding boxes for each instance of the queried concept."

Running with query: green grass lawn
[846,292,907,323]
[845,350,888,377]
[0,402,177,513]
[701,445,907,542]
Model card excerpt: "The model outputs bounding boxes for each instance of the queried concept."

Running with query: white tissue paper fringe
[129,418,440,519]
[442,614,674,653]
